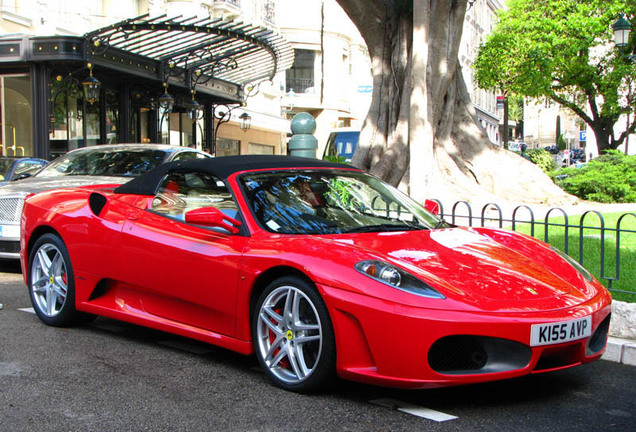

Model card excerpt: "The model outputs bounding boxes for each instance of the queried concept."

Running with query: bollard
[288,112,318,158]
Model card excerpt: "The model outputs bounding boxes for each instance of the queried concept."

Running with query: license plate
[530,316,592,347]
[0,224,19,238]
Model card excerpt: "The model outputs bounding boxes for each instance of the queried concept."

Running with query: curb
[604,300,636,366]
[602,337,636,366]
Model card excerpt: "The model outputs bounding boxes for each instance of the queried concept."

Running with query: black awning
[84,14,294,91]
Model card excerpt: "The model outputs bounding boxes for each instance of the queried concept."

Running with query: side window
[151,171,239,222]
[171,151,209,161]
[14,160,47,177]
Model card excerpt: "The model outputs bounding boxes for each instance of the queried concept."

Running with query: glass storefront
[105,89,119,144]
[48,74,102,157]
[0,75,33,157]
[0,28,288,160]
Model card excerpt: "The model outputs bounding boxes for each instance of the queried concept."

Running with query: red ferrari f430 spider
[20,155,612,392]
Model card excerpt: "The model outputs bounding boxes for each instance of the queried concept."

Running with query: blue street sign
[580,131,587,142]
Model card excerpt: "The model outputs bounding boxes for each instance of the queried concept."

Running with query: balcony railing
[286,78,316,94]
[213,0,240,7]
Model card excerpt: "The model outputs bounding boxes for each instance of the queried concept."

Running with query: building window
[262,0,275,24]
[217,138,240,156]
[0,74,33,157]
[286,49,315,94]
[248,142,274,155]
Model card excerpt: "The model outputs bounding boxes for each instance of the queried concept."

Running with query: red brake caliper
[270,307,290,369]
[60,272,67,301]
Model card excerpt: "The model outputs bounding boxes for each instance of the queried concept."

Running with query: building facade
[0,0,293,159]
[276,0,372,154]
[0,0,536,161]
[459,0,505,147]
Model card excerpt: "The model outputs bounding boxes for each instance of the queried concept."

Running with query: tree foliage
[474,0,636,153]
[526,148,557,174]
[555,151,636,202]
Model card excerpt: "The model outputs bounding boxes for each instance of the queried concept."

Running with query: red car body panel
[20,161,612,389]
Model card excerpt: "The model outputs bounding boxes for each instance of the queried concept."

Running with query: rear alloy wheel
[253,276,335,392]
[28,233,93,327]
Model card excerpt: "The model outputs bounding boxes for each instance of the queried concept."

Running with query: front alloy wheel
[31,242,67,318]
[28,234,93,327]
[253,276,335,392]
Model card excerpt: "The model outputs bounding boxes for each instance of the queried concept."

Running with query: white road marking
[370,398,458,422]
[18,307,35,314]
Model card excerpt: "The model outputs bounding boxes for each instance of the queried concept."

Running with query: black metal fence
[435,200,636,296]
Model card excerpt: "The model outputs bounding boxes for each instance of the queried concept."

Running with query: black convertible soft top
[114,155,359,196]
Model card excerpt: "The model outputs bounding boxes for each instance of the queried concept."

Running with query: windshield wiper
[343,224,425,233]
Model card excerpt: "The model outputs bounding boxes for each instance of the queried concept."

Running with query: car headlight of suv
[355,260,445,299]
[550,246,593,282]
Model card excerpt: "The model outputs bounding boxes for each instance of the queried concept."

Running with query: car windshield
[241,170,445,234]
[36,148,168,178]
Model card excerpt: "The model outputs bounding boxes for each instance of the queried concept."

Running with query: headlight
[550,246,593,282]
[355,260,445,299]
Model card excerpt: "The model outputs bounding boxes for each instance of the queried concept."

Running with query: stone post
[287,112,318,158]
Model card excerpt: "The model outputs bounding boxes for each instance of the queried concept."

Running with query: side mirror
[424,199,440,216]
[185,207,242,234]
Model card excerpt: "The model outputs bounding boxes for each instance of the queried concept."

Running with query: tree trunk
[337,0,575,206]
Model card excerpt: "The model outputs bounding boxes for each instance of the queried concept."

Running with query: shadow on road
[0,259,22,274]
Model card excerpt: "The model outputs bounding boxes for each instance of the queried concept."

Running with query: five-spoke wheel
[253,276,335,392]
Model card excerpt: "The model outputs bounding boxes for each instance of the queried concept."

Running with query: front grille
[0,197,24,223]
[0,241,20,253]
[534,344,580,371]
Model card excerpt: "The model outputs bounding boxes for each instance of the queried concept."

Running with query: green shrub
[554,150,636,203]
[525,148,557,174]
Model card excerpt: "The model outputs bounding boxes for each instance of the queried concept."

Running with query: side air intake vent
[89,193,108,216]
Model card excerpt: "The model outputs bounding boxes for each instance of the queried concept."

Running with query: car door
[120,170,248,337]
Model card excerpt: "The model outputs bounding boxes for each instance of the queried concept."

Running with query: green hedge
[554,151,636,203]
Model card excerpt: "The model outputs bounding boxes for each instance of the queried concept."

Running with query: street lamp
[158,89,175,113]
[186,97,203,122]
[239,112,251,131]
[82,63,101,104]
[613,14,632,48]
[613,13,635,156]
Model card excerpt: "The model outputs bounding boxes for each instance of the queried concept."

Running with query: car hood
[0,175,130,195]
[324,227,601,312]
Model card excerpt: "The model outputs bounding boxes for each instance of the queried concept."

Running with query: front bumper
[320,283,612,389]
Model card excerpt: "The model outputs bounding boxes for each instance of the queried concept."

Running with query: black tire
[252,276,336,393]
[28,233,95,327]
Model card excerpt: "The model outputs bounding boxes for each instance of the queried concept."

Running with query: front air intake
[428,335,532,375]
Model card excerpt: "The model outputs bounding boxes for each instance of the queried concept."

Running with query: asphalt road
[1,261,634,432]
